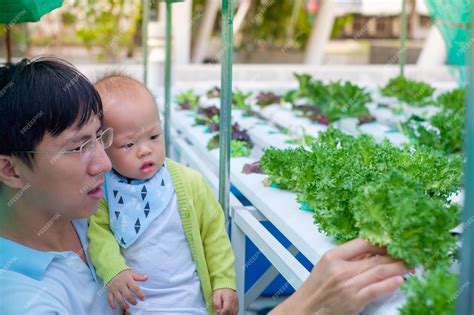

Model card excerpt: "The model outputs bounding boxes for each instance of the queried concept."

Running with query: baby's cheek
[110,151,133,173]
[158,142,166,162]
[156,154,166,167]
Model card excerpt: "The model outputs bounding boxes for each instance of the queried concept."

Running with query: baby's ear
[0,155,26,189]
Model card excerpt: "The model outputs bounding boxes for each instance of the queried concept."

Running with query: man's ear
[0,155,26,189]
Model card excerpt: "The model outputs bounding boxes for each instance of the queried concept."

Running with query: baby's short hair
[94,69,156,101]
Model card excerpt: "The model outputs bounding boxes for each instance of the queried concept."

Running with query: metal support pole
[456,6,474,314]
[400,0,408,77]
[142,0,149,85]
[164,1,172,156]
[161,0,182,154]
[219,0,234,228]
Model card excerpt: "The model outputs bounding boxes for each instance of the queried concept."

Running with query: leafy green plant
[230,140,252,157]
[401,112,464,155]
[195,115,220,133]
[194,106,220,131]
[319,81,373,122]
[207,86,220,99]
[259,128,462,267]
[207,139,252,158]
[352,172,459,267]
[400,265,457,315]
[206,123,254,158]
[256,92,281,107]
[437,87,465,111]
[400,88,465,155]
[381,76,435,106]
[283,73,324,105]
[260,146,310,191]
[232,90,253,111]
[259,128,462,310]
[284,74,373,124]
[176,90,200,110]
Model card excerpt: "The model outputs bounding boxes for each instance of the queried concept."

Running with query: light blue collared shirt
[0,219,120,315]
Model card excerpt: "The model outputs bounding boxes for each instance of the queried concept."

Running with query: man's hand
[106,269,148,310]
[213,288,239,315]
[271,238,412,315]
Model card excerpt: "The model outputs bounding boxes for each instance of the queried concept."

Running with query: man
[0,57,409,314]
[0,57,116,314]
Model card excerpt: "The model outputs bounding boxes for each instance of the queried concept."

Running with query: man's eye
[70,146,82,152]
[150,134,160,140]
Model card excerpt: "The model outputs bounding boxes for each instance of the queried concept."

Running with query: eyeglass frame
[13,127,114,162]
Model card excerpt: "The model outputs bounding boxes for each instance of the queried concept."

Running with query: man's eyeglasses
[15,128,114,162]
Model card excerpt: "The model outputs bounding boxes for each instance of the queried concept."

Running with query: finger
[221,295,232,315]
[234,295,240,315]
[132,271,149,282]
[331,238,386,260]
[357,275,404,307]
[350,253,371,261]
[122,286,138,306]
[213,292,223,314]
[108,291,117,310]
[346,255,399,280]
[350,261,410,292]
[129,282,145,301]
[117,292,129,310]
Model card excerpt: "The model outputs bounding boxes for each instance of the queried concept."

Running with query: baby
[87,72,238,315]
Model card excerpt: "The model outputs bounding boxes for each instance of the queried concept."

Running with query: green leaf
[176,90,200,110]
[232,89,253,111]
[400,264,457,315]
[287,74,372,123]
[259,128,462,265]
[381,76,435,106]
[400,87,465,155]
[230,140,252,158]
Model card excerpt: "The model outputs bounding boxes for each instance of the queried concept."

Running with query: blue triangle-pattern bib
[103,163,174,248]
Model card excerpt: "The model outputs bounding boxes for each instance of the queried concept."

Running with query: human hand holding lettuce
[270,238,412,315]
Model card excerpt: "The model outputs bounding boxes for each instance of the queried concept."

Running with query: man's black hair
[0,56,103,168]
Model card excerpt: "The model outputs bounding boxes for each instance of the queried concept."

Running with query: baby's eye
[150,134,160,140]
[123,142,134,149]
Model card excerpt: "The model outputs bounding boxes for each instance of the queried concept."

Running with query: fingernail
[396,276,404,285]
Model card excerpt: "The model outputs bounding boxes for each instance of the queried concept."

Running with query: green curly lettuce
[437,87,465,111]
[352,172,459,267]
[260,146,310,191]
[230,140,252,158]
[258,128,462,267]
[400,87,465,155]
[381,76,435,106]
[175,90,200,110]
[400,265,457,315]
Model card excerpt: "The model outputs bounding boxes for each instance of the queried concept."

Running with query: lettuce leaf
[400,264,457,315]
